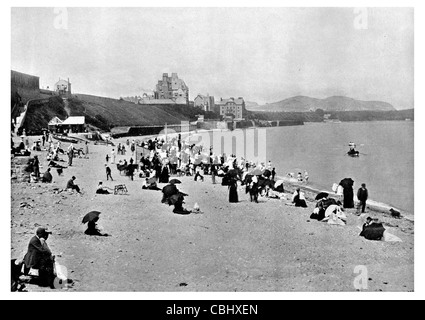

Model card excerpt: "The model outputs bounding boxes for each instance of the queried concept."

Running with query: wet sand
[10,136,414,292]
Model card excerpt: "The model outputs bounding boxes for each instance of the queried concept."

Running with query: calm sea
[265,121,414,214]
[192,121,414,214]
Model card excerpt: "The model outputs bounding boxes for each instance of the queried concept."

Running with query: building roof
[61,116,85,125]
[216,97,244,106]
[195,94,208,100]
[48,116,63,125]
[55,79,70,85]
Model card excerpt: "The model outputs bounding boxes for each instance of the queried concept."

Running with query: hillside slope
[22,94,220,134]
[247,96,396,112]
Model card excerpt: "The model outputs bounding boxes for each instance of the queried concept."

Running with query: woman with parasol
[161,180,191,214]
[82,211,109,236]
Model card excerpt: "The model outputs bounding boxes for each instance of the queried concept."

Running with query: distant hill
[245,101,260,109]
[246,96,396,112]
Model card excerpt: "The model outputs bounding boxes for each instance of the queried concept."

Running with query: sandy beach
[10,135,414,292]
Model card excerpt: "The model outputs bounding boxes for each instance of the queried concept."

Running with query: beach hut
[59,116,86,134]
[48,116,64,133]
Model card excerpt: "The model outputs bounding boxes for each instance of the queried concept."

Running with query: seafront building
[194,94,215,112]
[215,97,245,120]
[153,73,189,105]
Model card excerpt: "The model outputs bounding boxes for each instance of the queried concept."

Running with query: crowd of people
[12,130,376,291]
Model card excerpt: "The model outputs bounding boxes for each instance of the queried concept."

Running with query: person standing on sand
[304,170,309,183]
[357,183,369,213]
[33,155,40,178]
[194,165,204,182]
[271,168,276,181]
[211,165,217,184]
[106,164,113,181]
[111,149,116,164]
[67,145,74,166]
[85,142,89,156]
[228,177,239,203]
[127,164,135,181]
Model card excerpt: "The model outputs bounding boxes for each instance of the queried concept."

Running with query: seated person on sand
[142,177,161,191]
[41,168,53,183]
[274,184,285,193]
[172,196,191,214]
[66,176,81,193]
[22,227,56,288]
[161,183,179,203]
[292,188,308,207]
[14,139,31,156]
[14,138,27,153]
[85,220,109,236]
[95,181,113,194]
[161,183,190,214]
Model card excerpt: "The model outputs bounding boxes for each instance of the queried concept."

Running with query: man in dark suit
[66,176,81,193]
[357,183,369,213]
[23,227,55,287]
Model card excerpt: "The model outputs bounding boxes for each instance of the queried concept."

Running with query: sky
[11,7,414,109]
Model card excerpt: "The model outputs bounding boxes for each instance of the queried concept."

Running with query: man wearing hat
[23,227,55,287]
[357,183,369,213]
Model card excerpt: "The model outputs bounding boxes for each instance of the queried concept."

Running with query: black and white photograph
[4,1,423,301]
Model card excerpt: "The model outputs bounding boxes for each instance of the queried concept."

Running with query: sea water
[191,121,414,214]
[266,121,414,214]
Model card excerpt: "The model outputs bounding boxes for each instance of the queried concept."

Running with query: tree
[315,108,325,117]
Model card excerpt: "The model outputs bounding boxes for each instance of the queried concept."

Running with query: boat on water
[347,150,360,157]
[347,142,360,157]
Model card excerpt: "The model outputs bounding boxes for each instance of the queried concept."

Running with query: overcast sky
[11,7,414,108]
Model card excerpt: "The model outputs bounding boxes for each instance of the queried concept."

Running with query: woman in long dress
[228,178,239,203]
[159,165,170,183]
